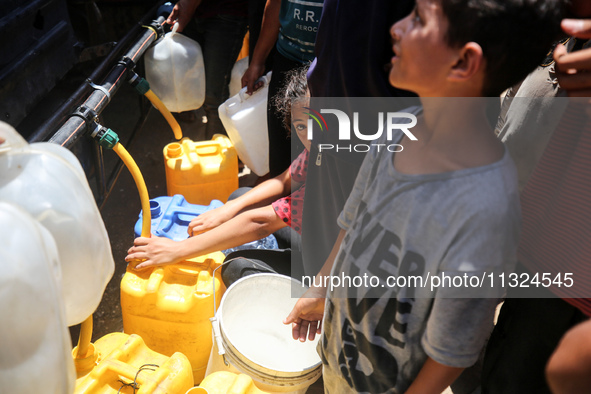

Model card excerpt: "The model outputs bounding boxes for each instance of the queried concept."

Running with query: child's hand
[554,19,591,97]
[283,286,327,342]
[125,236,183,270]
[188,205,233,236]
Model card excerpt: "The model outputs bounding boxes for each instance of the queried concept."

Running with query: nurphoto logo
[306,109,418,153]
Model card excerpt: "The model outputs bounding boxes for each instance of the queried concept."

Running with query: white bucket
[207,274,322,393]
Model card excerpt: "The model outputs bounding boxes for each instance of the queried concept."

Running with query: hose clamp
[70,105,98,133]
[86,78,111,104]
[117,56,136,71]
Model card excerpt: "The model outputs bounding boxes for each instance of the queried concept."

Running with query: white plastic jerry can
[219,71,272,177]
[0,122,115,326]
[0,202,76,394]
[229,56,249,97]
[145,23,206,113]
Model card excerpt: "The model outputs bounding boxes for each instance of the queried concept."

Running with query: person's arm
[283,229,346,342]
[546,319,591,394]
[404,357,464,394]
[165,0,202,32]
[241,0,281,93]
[554,19,591,96]
[127,204,287,270]
[188,165,293,235]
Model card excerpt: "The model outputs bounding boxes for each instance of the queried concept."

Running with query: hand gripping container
[145,23,205,113]
[219,72,271,176]
[163,134,238,205]
[74,332,194,394]
[134,195,278,255]
[121,252,226,385]
[0,122,114,326]
[0,202,75,394]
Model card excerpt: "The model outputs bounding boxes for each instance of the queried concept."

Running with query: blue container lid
[135,195,224,241]
[134,194,278,255]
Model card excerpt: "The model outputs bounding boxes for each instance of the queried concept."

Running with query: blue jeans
[185,14,247,139]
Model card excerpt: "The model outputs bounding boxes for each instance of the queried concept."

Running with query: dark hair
[273,64,310,134]
[441,0,564,96]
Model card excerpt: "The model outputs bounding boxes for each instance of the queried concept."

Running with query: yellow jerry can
[74,332,193,393]
[164,134,238,205]
[193,371,270,394]
[121,252,226,384]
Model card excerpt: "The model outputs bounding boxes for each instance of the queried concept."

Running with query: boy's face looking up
[389,0,466,97]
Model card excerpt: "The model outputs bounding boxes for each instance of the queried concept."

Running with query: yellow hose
[145,89,183,140]
[75,315,93,358]
[113,142,152,237]
[74,142,153,373]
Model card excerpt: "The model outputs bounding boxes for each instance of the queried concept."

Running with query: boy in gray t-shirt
[284,0,563,392]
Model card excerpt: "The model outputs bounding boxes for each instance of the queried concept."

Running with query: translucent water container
[74,332,194,394]
[145,23,205,113]
[229,56,249,98]
[163,134,238,205]
[121,252,226,384]
[0,121,114,326]
[134,195,223,240]
[0,202,75,394]
[219,72,271,176]
[133,195,277,254]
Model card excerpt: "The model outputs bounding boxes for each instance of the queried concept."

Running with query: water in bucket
[163,134,238,206]
[207,274,322,394]
[218,72,271,177]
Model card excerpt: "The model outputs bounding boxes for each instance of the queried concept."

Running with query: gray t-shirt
[320,124,521,393]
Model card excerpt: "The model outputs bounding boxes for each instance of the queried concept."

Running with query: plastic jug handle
[210,317,226,356]
[170,22,179,35]
[194,141,223,156]
[237,72,271,102]
[146,268,165,293]
[0,122,28,153]
[237,86,249,102]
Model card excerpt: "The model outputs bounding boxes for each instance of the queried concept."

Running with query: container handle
[210,257,272,365]
[237,71,272,103]
[170,22,179,35]
[0,122,28,154]
[194,141,223,156]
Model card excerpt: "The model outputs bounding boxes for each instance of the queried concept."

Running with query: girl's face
[291,98,311,151]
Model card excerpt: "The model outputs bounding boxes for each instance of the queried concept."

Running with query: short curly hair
[272,64,310,135]
[441,0,564,96]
